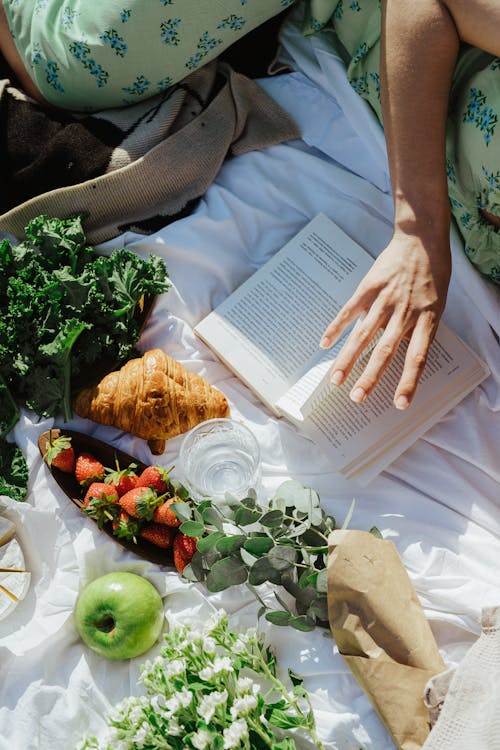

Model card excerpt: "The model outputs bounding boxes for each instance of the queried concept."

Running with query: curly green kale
[0,215,170,426]
[0,439,28,502]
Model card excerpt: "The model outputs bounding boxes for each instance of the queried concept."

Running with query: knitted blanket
[0,61,300,243]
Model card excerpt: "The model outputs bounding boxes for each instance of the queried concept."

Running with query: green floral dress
[304,0,500,283]
[3,0,295,111]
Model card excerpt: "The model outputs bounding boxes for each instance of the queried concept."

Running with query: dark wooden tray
[38,429,174,568]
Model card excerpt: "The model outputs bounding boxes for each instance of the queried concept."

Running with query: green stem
[246,716,275,749]
[255,656,327,750]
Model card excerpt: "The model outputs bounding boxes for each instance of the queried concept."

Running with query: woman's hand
[320,230,452,409]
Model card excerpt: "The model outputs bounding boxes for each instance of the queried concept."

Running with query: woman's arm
[321,0,499,409]
[0,1,46,103]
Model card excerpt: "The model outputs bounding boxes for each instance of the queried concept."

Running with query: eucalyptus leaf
[275,480,320,513]
[295,585,318,612]
[289,615,316,632]
[179,520,205,537]
[308,596,329,623]
[269,495,286,513]
[185,551,205,582]
[265,610,291,626]
[234,506,262,526]
[274,591,292,613]
[282,521,310,539]
[169,479,190,499]
[169,502,192,522]
[202,506,224,530]
[179,562,198,582]
[240,497,256,509]
[248,556,282,586]
[203,547,223,568]
[205,556,248,592]
[215,534,246,554]
[260,509,284,528]
[316,568,328,594]
[243,536,274,556]
[240,547,258,566]
[196,531,225,553]
[299,569,317,589]
[268,545,297,570]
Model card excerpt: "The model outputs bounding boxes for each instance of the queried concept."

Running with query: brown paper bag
[327,529,446,750]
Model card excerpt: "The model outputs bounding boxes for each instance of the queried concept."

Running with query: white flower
[230,694,257,720]
[213,656,233,674]
[167,716,183,737]
[190,728,212,750]
[199,666,214,681]
[164,695,181,714]
[150,694,167,712]
[204,610,226,633]
[163,658,186,678]
[232,638,247,655]
[132,721,150,749]
[197,689,228,723]
[223,718,248,749]
[178,686,193,709]
[236,677,254,694]
[203,637,216,654]
[129,705,144,724]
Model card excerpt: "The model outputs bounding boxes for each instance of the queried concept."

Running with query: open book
[195,214,490,483]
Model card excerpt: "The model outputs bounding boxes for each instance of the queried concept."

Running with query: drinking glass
[178,418,261,501]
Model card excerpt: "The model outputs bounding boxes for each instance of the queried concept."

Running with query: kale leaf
[0,215,170,427]
[0,439,29,502]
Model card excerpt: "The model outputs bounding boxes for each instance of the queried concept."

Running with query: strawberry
[112,509,142,543]
[105,460,139,497]
[75,452,105,486]
[83,482,119,528]
[136,465,172,494]
[140,522,176,549]
[43,431,75,474]
[119,486,162,521]
[152,497,183,527]
[173,532,197,573]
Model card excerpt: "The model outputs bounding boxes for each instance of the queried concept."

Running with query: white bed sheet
[1,8,499,750]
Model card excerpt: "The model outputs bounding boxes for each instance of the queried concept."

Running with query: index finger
[320,298,366,350]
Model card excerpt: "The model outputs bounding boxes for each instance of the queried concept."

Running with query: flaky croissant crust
[73,349,230,453]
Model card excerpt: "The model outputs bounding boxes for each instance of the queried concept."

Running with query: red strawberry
[119,486,161,520]
[112,509,142,543]
[75,452,105,486]
[105,461,139,497]
[136,465,172,494]
[82,482,119,528]
[140,522,176,549]
[152,497,182,527]
[173,532,197,573]
[43,432,75,474]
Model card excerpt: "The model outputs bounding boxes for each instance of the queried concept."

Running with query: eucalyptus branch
[180,480,380,633]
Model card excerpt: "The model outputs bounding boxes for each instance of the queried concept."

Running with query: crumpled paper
[327,529,446,750]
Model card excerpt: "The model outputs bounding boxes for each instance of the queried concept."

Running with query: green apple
[74,572,164,660]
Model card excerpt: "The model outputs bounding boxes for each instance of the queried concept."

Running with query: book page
[195,214,373,410]
[282,322,488,482]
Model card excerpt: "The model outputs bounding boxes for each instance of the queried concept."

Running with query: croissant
[73,349,230,454]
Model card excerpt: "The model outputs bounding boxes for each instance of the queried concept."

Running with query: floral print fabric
[304,0,500,282]
[3,0,296,111]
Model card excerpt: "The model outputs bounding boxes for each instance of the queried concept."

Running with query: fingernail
[330,370,344,386]
[320,336,330,349]
[350,387,366,403]
[395,395,409,410]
